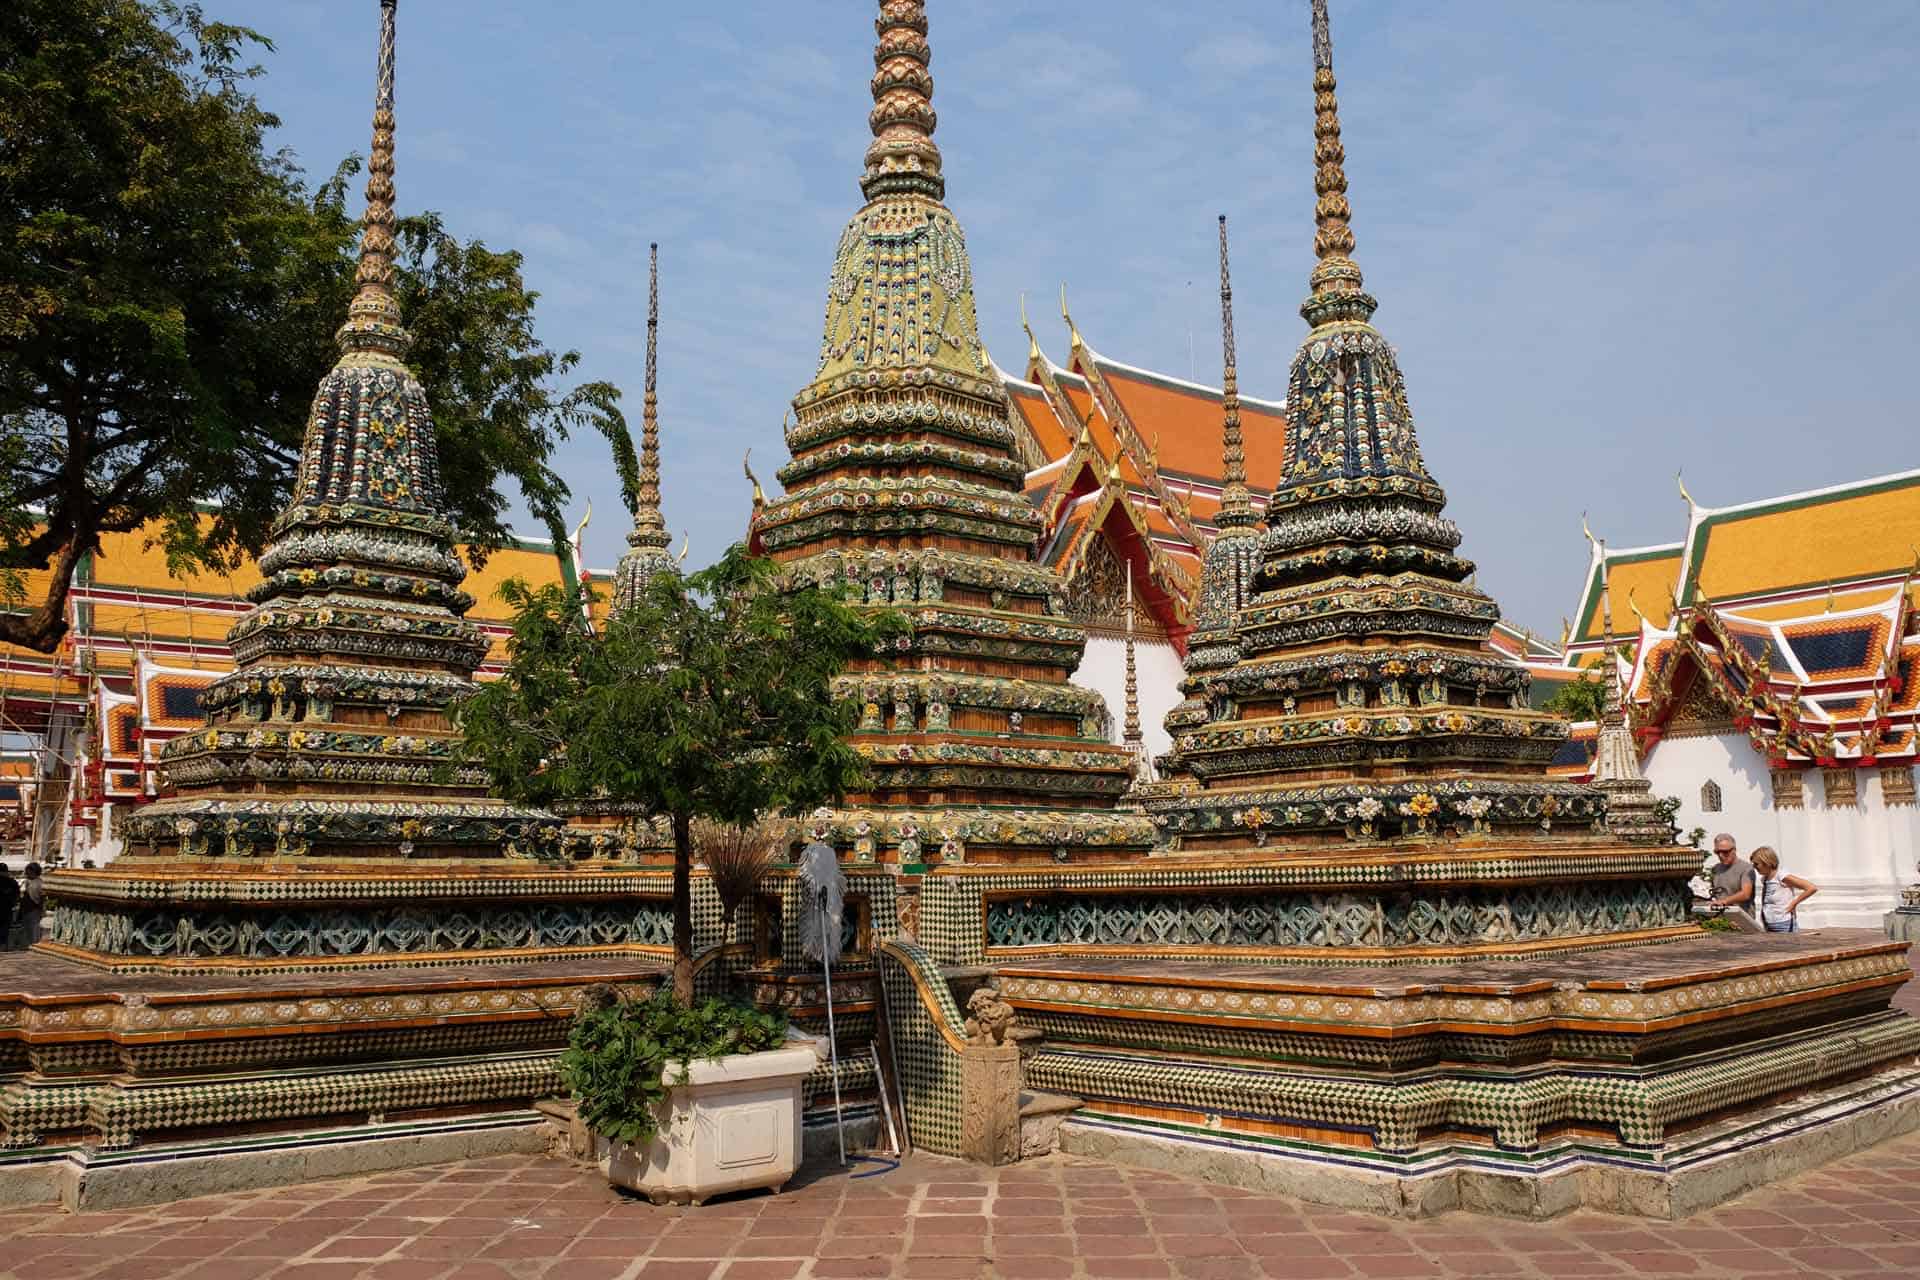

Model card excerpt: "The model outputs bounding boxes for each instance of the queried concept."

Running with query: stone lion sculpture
[964,986,1016,1045]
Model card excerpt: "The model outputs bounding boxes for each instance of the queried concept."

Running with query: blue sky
[225,1,1920,635]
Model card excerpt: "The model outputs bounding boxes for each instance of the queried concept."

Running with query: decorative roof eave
[989,356,1051,472]
[1061,327,1207,554]
[1055,482,1195,639]
[1566,539,1686,655]
[1635,596,1834,762]
[1674,466,1920,607]
[1033,423,1111,539]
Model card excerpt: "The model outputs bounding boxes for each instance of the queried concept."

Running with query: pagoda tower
[42,0,667,970]
[611,243,679,609]
[1149,0,1597,849]
[756,0,1152,867]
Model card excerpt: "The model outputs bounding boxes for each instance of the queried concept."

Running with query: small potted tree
[457,547,898,1202]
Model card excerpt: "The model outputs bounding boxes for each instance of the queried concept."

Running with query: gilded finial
[337,0,411,359]
[1215,214,1255,529]
[1629,589,1648,625]
[677,532,690,565]
[1676,471,1697,512]
[743,449,766,506]
[1021,292,1040,362]
[628,242,670,550]
[1559,617,1572,650]
[1060,283,1083,350]
[573,498,592,549]
[1301,0,1372,323]
[861,1,943,201]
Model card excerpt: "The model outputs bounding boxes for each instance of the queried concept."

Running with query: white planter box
[595,1043,819,1205]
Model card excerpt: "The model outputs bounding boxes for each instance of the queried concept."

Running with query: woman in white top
[1750,846,1817,933]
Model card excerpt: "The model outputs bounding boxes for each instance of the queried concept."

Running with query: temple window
[1701,779,1723,813]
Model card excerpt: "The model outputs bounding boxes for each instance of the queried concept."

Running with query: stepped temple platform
[0,947,664,1208]
[990,931,1920,1217]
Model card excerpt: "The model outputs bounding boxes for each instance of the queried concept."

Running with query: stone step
[1019,1089,1082,1158]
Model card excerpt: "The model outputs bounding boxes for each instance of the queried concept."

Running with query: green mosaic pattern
[1025,1010,1920,1154]
[877,940,969,1157]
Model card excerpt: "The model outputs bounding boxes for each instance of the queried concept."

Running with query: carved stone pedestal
[960,1040,1021,1166]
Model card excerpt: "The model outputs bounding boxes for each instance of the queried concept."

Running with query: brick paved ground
[3,1131,1920,1280]
[0,946,1912,1280]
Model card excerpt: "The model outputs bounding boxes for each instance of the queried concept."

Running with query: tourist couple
[1705,835,1818,933]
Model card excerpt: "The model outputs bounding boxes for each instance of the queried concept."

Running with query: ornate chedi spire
[1160,215,1264,758]
[47,1,624,973]
[1214,216,1254,528]
[1150,0,1593,851]
[1585,521,1672,843]
[612,243,676,609]
[757,0,1152,870]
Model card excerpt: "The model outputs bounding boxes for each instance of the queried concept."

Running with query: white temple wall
[1072,634,1181,764]
[1645,732,1918,928]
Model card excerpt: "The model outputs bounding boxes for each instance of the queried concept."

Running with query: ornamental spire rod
[1124,565,1143,748]
[861,1,944,201]
[338,0,410,358]
[1301,0,1374,321]
[1309,0,1354,267]
[629,242,668,548]
[1215,215,1255,529]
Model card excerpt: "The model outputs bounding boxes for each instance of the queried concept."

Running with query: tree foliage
[0,0,620,650]
[454,548,904,1001]
[1541,669,1608,723]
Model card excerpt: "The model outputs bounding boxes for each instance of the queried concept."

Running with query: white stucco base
[1072,634,1183,764]
[1646,732,1919,928]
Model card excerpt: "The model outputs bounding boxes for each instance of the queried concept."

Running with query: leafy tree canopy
[0,0,621,650]
[455,548,905,1000]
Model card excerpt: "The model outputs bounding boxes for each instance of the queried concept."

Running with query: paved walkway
[4,1129,1919,1280]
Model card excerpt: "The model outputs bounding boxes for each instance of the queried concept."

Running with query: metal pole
[819,887,847,1164]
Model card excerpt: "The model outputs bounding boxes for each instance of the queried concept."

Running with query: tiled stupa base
[985,931,1920,1217]
[1056,1064,1920,1219]
[0,949,666,1160]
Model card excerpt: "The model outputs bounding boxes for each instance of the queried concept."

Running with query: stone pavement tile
[1598,1251,1699,1274]
[992,1232,1075,1256]
[358,1265,458,1280]
[815,1232,900,1259]
[1252,1256,1355,1280]
[432,1265,523,1280]
[633,1264,718,1280]
[992,1259,1078,1280]
[1339,1255,1444,1278]
[1083,1260,1177,1280]
[1315,1231,1419,1256]
[1169,1259,1262,1280]
[274,1265,379,1280]
[1689,1248,1811,1274]
[715,1262,806,1280]
[730,1235,819,1258]
[808,1259,898,1279]
[1078,1232,1163,1258]
[1781,1244,1888,1272]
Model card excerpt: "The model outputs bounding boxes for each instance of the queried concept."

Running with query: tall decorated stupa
[611,243,679,610]
[1146,0,1603,851]
[864,4,1920,1207]
[41,0,665,970]
[755,0,1154,869]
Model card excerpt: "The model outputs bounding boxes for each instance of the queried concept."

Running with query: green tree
[1541,669,1608,722]
[454,548,903,1003]
[0,0,620,650]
